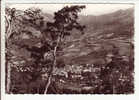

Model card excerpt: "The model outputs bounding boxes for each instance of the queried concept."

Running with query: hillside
[79,8,134,38]
[57,8,134,65]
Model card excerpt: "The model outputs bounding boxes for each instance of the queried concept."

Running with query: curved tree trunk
[5,15,12,40]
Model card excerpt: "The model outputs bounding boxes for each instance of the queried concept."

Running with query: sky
[7,4,134,15]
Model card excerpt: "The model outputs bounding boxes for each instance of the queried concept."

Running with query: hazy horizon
[7,4,134,16]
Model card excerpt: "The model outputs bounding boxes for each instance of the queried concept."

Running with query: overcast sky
[7,4,134,15]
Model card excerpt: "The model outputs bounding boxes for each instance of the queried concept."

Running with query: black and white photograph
[3,3,134,95]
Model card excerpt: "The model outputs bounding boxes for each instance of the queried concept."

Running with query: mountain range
[55,8,134,65]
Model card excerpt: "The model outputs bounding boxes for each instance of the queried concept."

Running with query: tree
[5,7,46,93]
[5,7,17,93]
[43,5,86,94]
[5,5,86,94]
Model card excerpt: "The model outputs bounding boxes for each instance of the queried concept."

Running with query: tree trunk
[5,15,12,40]
[44,74,52,94]
[6,61,11,93]
[44,36,61,94]
[5,15,13,94]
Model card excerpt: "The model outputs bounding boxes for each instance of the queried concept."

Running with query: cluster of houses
[53,64,101,81]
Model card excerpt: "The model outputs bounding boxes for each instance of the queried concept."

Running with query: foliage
[5,5,86,94]
[5,7,50,94]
